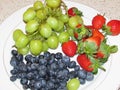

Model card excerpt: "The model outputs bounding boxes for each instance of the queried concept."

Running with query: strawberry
[92,14,106,30]
[77,54,105,73]
[103,20,120,36]
[85,36,101,47]
[83,36,101,55]
[67,7,83,17]
[77,54,93,72]
[73,25,90,40]
[92,29,105,41]
[95,41,118,63]
[62,40,77,57]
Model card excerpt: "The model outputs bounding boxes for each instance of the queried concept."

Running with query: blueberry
[79,78,86,84]
[38,65,47,71]
[10,75,17,82]
[39,59,47,65]
[20,78,28,85]
[62,56,70,66]
[10,69,18,75]
[77,69,87,79]
[68,61,76,68]
[58,62,66,70]
[30,57,36,63]
[10,56,19,67]
[34,81,42,89]
[25,54,32,62]
[44,51,50,60]
[50,62,58,70]
[41,79,46,87]
[38,55,44,59]
[31,63,39,70]
[16,54,23,62]
[11,50,18,56]
[74,65,80,71]
[48,58,55,64]
[69,71,77,79]
[55,52,63,59]
[16,72,27,79]
[39,70,47,77]
[47,81,54,89]
[23,84,29,89]
[62,69,69,77]
[86,72,94,81]
[27,72,34,80]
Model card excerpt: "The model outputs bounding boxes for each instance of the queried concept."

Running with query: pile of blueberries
[10,50,94,90]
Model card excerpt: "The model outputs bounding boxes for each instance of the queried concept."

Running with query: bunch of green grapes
[12,0,83,56]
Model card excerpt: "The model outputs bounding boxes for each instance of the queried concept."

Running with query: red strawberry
[92,29,105,41]
[103,20,120,36]
[92,14,106,30]
[77,54,93,72]
[62,40,77,57]
[77,54,106,73]
[67,7,83,17]
[85,36,101,47]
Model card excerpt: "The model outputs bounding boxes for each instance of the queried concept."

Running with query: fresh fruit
[77,54,93,72]
[36,9,46,20]
[68,7,83,17]
[47,35,59,49]
[46,0,61,8]
[29,40,43,55]
[95,42,118,62]
[58,32,70,43]
[17,46,29,55]
[33,1,43,10]
[13,29,23,41]
[84,36,101,54]
[91,29,105,41]
[92,14,106,29]
[15,34,29,48]
[62,40,77,57]
[25,20,39,34]
[103,20,120,35]
[39,23,52,38]
[77,54,105,73]
[47,17,58,30]
[67,78,80,90]
[68,16,79,29]
[23,9,36,22]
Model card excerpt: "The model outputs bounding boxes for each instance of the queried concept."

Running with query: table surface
[0,0,120,24]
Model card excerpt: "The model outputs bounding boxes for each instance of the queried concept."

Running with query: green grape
[30,40,43,55]
[33,1,43,10]
[39,23,52,38]
[42,41,49,52]
[17,46,29,55]
[47,17,58,30]
[36,9,46,20]
[76,15,83,24]
[47,35,59,49]
[13,29,23,41]
[51,32,57,37]
[46,0,61,8]
[23,9,36,22]
[59,14,69,23]
[68,16,79,29]
[55,20,64,32]
[25,20,39,34]
[67,78,80,90]
[15,34,29,48]
[58,32,70,43]
[67,28,74,37]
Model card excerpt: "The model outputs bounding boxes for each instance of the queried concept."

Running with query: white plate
[0,1,120,90]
